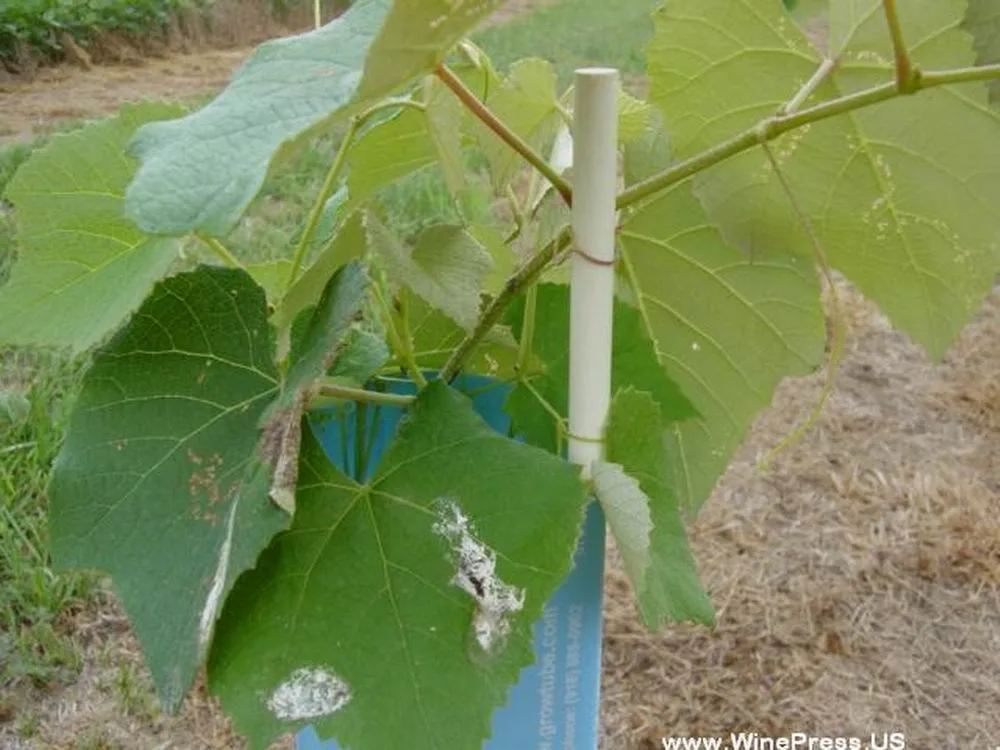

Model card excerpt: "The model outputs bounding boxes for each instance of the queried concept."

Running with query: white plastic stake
[569,69,618,477]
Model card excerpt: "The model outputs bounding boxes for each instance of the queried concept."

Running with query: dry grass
[601,284,1000,749]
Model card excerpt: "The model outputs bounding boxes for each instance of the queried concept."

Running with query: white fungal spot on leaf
[432,499,525,659]
[198,501,238,653]
[268,667,352,721]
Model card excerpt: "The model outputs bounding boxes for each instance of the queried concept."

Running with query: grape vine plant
[2,0,1000,748]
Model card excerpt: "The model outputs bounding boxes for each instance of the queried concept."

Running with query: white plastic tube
[568,69,619,477]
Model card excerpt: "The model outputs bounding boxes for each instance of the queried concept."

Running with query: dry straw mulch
[601,283,1000,749]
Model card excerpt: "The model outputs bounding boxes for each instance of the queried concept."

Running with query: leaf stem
[756,143,844,471]
[435,63,574,206]
[397,289,428,389]
[618,63,1000,210]
[371,282,423,388]
[198,236,242,268]
[442,225,573,381]
[783,57,837,115]
[316,381,415,407]
[284,98,426,296]
[516,283,537,373]
[285,119,359,294]
[882,0,919,93]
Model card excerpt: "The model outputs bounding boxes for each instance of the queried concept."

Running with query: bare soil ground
[0,50,250,143]
[2,6,999,749]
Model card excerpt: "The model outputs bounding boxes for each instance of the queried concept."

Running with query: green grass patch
[1,350,97,690]
[475,0,658,82]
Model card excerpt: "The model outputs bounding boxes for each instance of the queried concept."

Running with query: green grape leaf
[473,58,561,190]
[357,0,506,102]
[963,0,1000,104]
[0,103,185,351]
[619,183,825,511]
[624,108,672,186]
[407,294,521,379]
[329,326,390,386]
[618,88,656,144]
[49,266,288,711]
[208,382,588,750]
[246,260,293,304]
[347,107,439,208]
[369,219,492,330]
[648,0,1000,360]
[425,76,468,195]
[264,262,369,513]
[597,388,713,628]
[309,185,351,253]
[503,283,696,454]
[272,211,368,347]
[126,0,504,237]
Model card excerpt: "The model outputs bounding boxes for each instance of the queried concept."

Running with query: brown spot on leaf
[187,452,228,525]
[258,389,310,515]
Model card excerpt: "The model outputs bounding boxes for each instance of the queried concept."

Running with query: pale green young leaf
[623,108,671,186]
[246,260,293,304]
[272,211,367,340]
[471,222,518,296]
[369,219,492,330]
[648,0,1000,361]
[347,108,439,208]
[963,0,1000,104]
[49,267,288,712]
[0,103,185,351]
[308,185,350,253]
[357,0,506,102]
[208,382,588,750]
[126,0,503,237]
[328,326,390,386]
[407,294,521,379]
[473,58,561,190]
[425,76,468,195]
[503,284,696,455]
[619,183,825,511]
[597,388,713,628]
[618,88,656,144]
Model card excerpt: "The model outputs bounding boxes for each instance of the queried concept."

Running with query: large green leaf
[619,183,825,511]
[368,218,493,330]
[503,283,696,455]
[125,0,504,237]
[0,103,185,351]
[49,267,287,711]
[648,0,1000,359]
[596,388,713,628]
[963,0,1000,105]
[208,382,588,750]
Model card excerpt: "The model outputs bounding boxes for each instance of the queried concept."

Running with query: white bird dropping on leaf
[433,499,525,660]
